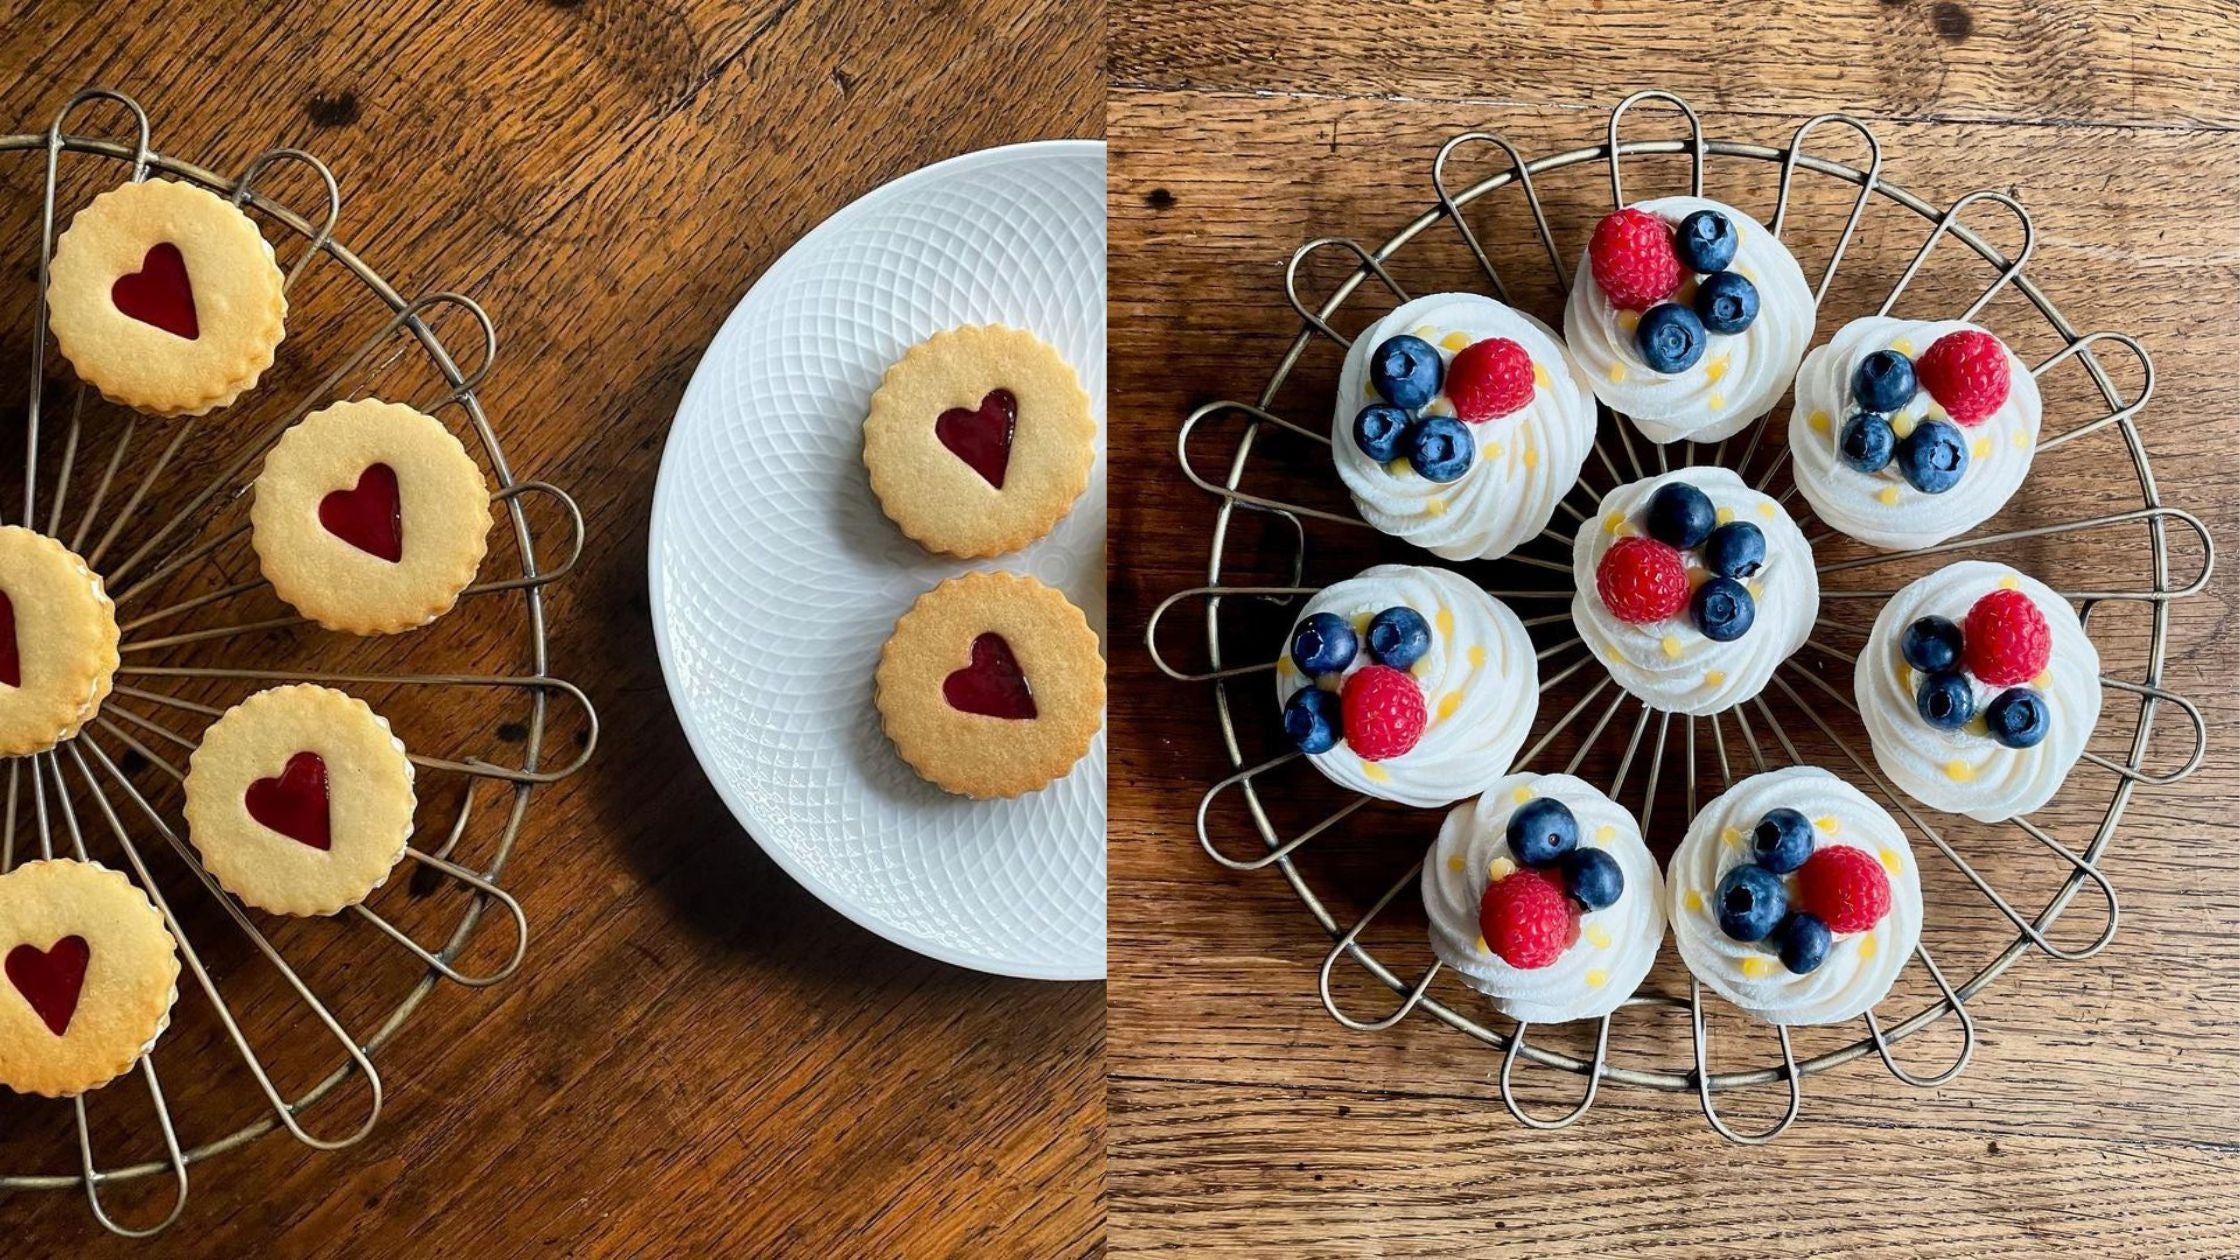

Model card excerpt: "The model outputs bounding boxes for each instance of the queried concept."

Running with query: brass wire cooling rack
[0,88,596,1233]
[1145,91,2212,1143]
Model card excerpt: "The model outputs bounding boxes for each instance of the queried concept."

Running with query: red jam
[318,463,403,563]
[110,242,200,340]
[245,751,332,850]
[0,590,17,688]
[934,389,1017,489]
[7,936,90,1036]
[943,632,1036,720]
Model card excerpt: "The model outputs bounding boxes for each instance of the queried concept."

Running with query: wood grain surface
[0,1,1104,1255]
[1108,5,2240,1255]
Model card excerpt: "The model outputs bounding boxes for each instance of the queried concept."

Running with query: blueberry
[1693,270,1759,335]
[1289,611,1358,676]
[1985,687,2051,749]
[1691,576,1756,642]
[1506,797,1579,868]
[1365,606,1432,670]
[1646,482,1717,549]
[1674,209,1739,274]
[1559,847,1625,911]
[1369,335,1442,409]
[1838,411,1896,473]
[1352,404,1412,463]
[1702,522,1767,580]
[1900,615,1965,673]
[1282,686,1343,754]
[1915,670,1976,730]
[1895,419,1969,494]
[1406,415,1475,483]
[1716,864,1788,942]
[1749,807,1814,874]
[1851,349,1918,413]
[1635,302,1707,374]
[1775,911,1833,975]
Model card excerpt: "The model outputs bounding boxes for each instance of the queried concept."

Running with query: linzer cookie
[251,399,493,635]
[183,684,416,916]
[0,859,180,1098]
[875,571,1104,799]
[47,178,287,416]
[862,325,1095,558]
[0,526,120,757]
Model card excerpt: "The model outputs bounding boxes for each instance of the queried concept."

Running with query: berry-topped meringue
[1573,467,1817,716]
[1277,564,1538,808]
[1669,766,1922,1025]
[1856,561,2099,822]
[1789,317,2042,550]
[1333,293,1596,561]
[1564,198,1815,445]
[1423,773,1666,1024]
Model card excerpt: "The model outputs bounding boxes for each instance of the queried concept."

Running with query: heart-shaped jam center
[0,590,18,689]
[7,936,90,1036]
[111,242,200,340]
[245,751,332,850]
[319,463,403,562]
[942,632,1036,720]
[934,389,1017,489]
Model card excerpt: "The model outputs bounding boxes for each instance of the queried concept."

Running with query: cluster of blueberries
[1351,338,1474,483]
[1839,346,1969,494]
[1634,209,1761,374]
[1504,796,1625,913]
[1903,615,2051,748]
[1643,481,1766,642]
[1280,605,1430,754]
[1714,809,1834,975]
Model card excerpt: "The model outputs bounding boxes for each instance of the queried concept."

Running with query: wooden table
[1109,4,2240,1254]
[0,2,1102,1254]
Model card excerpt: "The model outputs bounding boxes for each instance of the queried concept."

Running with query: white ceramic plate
[649,141,1106,980]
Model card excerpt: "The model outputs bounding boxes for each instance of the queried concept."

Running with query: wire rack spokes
[1146,93,2212,1143]
[0,88,598,1236]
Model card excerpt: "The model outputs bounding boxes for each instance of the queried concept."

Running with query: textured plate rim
[648,138,1106,982]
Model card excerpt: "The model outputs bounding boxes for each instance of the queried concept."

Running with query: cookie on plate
[0,525,119,757]
[47,178,287,416]
[182,684,416,916]
[0,858,181,1098]
[875,571,1104,799]
[250,399,493,635]
[862,325,1095,558]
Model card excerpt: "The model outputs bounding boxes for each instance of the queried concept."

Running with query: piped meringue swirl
[1668,766,1922,1026]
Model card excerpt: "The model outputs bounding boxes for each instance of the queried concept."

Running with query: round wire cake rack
[0,89,596,1233]
[1146,92,2213,1142]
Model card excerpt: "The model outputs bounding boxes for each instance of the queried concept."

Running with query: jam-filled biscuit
[0,859,181,1098]
[47,179,287,416]
[862,325,1096,558]
[183,684,416,916]
[0,526,119,757]
[251,399,493,636]
[875,571,1104,799]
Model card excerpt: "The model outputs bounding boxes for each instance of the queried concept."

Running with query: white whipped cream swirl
[1669,767,1922,1026]
[1565,196,1815,445]
[1855,562,2099,822]
[1277,565,1538,808]
[1333,294,1596,561]
[1423,773,1666,1023]
[1789,316,2041,551]
[1572,468,1818,716]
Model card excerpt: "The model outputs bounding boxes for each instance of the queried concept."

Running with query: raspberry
[1445,337,1536,422]
[1478,868,1579,970]
[1797,846,1892,934]
[1588,208,1684,312]
[1595,536,1689,624]
[1963,588,2052,685]
[1915,330,2011,426]
[1339,665,1427,762]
